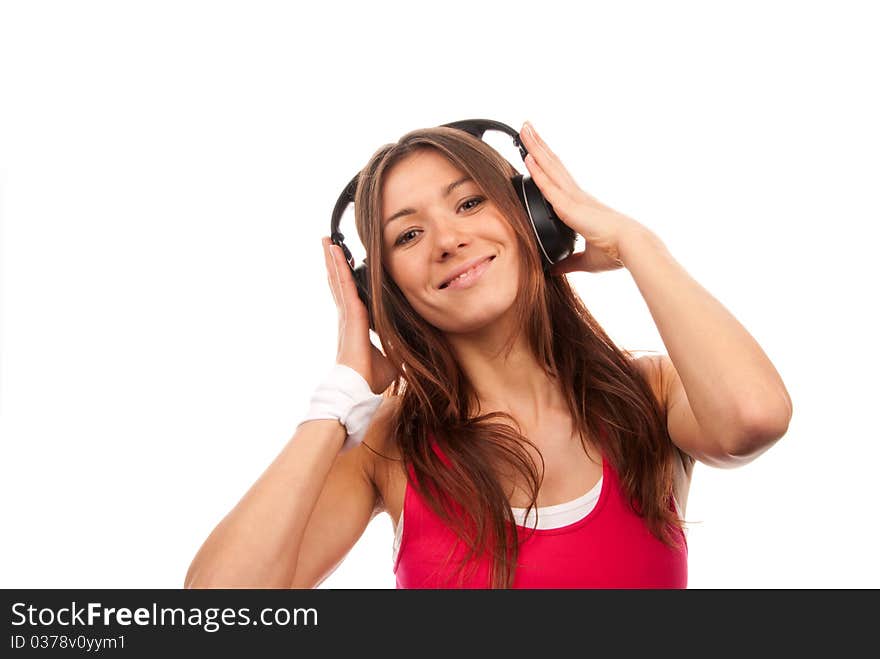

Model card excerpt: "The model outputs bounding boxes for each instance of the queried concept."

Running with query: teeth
[442,257,492,289]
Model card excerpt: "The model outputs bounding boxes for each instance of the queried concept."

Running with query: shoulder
[630,352,696,476]
[630,353,665,409]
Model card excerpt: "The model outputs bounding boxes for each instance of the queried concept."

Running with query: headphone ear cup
[351,262,376,331]
[511,174,577,269]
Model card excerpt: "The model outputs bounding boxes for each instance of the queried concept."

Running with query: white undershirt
[393,478,603,565]
[392,477,685,566]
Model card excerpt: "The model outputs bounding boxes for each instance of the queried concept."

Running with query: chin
[423,290,519,335]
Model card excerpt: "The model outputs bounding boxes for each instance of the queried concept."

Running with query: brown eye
[393,197,484,247]
[395,229,420,246]
[460,197,484,211]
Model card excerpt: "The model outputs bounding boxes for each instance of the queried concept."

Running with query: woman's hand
[322,236,397,394]
[520,121,646,275]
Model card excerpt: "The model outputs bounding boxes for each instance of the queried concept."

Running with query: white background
[1,1,877,589]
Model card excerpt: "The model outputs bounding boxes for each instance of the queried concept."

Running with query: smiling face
[379,148,522,335]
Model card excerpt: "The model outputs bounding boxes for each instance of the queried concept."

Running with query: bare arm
[290,395,399,588]
[184,416,377,588]
[517,122,791,464]
[620,226,793,464]
[185,235,400,588]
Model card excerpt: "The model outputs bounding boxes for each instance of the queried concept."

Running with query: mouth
[438,255,496,290]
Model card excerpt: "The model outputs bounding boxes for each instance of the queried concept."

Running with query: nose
[432,219,470,259]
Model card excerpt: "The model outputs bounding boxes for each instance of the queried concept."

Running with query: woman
[184,121,793,589]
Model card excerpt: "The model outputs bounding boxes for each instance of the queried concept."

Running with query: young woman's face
[380,148,522,335]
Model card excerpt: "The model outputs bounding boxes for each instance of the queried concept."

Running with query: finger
[328,241,365,319]
[322,237,335,295]
[555,247,623,274]
[323,237,344,310]
[523,122,566,172]
[550,252,580,276]
[521,122,578,189]
[328,243,350,320]
[524,151,570,212]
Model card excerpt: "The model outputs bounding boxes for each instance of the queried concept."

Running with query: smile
[439,256,496,291]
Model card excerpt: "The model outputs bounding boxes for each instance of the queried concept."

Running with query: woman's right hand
[322,236,397,394]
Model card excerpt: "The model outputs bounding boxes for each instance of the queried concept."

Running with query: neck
[446,322,567,426]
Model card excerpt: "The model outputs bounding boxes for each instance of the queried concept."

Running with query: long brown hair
[353,125,687,588]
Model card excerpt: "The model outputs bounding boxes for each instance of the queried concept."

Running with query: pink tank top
[393,434,687,589]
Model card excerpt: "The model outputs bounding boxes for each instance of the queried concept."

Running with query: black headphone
[329,119,577,330]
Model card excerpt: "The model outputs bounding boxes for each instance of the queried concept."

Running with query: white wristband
[296,364,384,453]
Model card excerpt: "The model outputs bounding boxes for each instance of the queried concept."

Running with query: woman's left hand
[520,121,644,275]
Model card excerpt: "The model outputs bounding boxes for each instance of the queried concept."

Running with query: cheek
[385,256,424,297]
[410,258,522,332]
[383,263,433,317]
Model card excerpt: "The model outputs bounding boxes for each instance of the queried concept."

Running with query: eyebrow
[383,176,474,229]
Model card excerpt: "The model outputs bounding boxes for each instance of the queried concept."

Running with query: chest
[373,413,603,531]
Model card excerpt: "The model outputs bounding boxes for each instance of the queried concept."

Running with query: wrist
[297,364,384,453]
[617,220,665,267]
